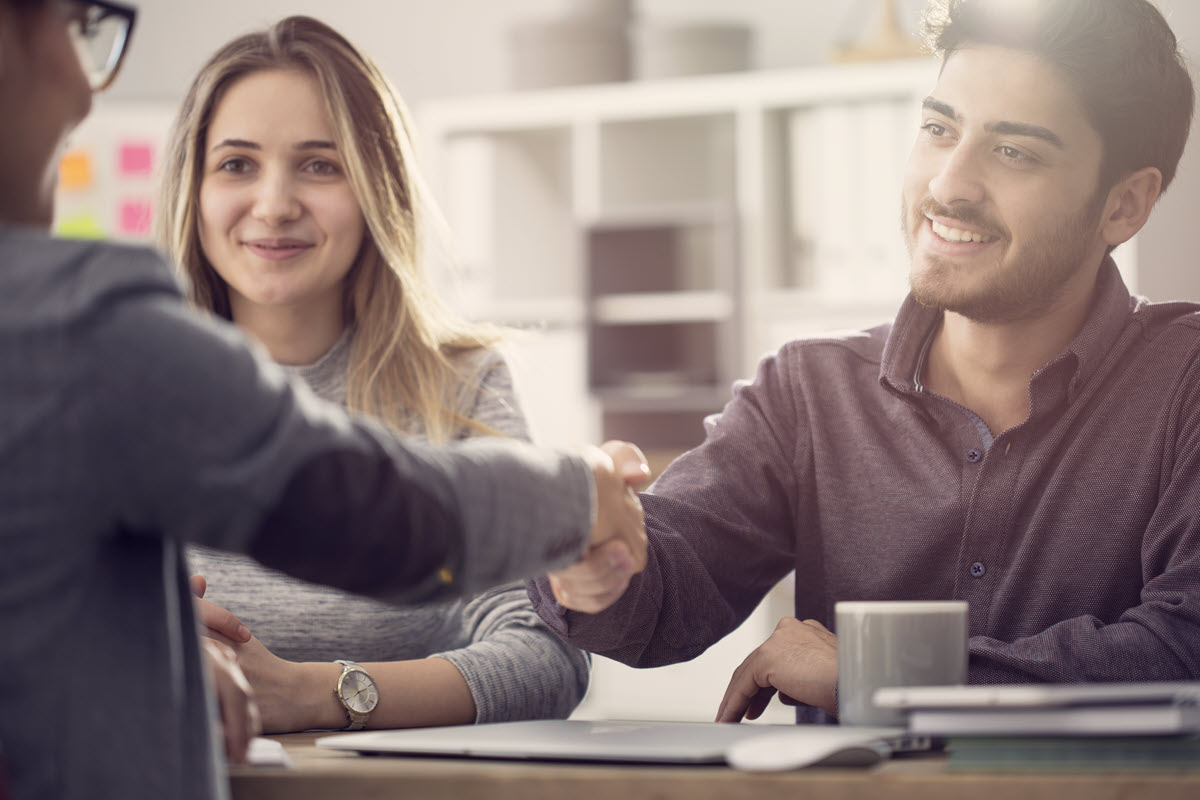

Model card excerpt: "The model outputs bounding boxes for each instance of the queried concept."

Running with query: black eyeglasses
[64,0,137,92]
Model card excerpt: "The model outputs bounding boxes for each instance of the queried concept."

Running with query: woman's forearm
[290,657,476,731]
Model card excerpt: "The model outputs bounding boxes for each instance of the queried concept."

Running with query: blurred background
[61,0,1200,724]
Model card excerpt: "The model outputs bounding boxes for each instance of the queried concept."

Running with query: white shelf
[583,201,731,230]
[592,291,733,325]
[421,59,936,133]
[594,386,730,411]
[458,296,586,327]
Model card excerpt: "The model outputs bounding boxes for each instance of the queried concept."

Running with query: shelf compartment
[587,217,732,295]
[601,408,719,454]
[588,321,720,391]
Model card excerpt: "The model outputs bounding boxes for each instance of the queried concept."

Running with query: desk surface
[230,731,1200,800]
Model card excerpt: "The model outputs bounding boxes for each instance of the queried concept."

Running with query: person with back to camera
[530,0,1200,725]
[0,2,649,799]
[158,15,593,734]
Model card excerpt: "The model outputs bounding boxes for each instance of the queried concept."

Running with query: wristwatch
[333,660,379,730]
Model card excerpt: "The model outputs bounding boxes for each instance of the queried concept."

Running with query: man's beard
[902,189,1107,324]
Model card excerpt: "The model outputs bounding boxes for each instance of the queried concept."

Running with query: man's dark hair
[923,0,1195,195]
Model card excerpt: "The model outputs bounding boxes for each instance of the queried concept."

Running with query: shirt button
[970,561,986,578]
[966,448,982,463]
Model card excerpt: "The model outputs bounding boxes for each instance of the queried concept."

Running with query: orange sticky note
[59,150,93,191]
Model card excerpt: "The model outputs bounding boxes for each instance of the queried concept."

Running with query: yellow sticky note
[56,212,106,240]
[59,150,93,191]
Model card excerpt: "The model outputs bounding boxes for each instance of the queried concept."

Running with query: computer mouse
[724,729,891,771]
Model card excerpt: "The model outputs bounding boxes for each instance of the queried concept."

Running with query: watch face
[339,669,379,714]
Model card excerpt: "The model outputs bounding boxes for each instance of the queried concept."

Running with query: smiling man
[528,0,1200,724]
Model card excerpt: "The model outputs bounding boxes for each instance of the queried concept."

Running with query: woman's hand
[202,638,260,761]
[190,574,251,646]
[191,574,335,732]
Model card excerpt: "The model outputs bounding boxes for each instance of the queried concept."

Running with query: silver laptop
[316,719,928,769]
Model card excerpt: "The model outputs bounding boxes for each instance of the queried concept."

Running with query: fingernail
[236,625,251,641]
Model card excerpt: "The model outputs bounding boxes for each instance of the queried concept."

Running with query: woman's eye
[305,160,340,176]
[217,158,252,174]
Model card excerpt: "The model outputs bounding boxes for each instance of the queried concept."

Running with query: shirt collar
[878,255,1134,405]
[879,293,942,396]
[1059,256,1134,403]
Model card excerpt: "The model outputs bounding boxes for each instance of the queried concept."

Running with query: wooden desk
[230,732,1200,800]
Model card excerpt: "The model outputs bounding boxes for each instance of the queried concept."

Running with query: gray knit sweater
[189,334,590,722]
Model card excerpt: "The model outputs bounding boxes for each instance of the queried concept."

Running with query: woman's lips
[243,239,313,261]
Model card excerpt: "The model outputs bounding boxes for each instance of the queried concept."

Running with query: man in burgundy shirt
[529,0,1200,723]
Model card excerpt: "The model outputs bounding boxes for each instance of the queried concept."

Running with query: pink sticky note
[118,198,152,236]
[118,141,154,176]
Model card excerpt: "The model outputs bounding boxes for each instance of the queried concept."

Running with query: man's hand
[549,441,651,614]
[202,638,260,763]
[716,617,839,723]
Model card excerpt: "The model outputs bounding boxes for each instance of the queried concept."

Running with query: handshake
[564,441,655,614]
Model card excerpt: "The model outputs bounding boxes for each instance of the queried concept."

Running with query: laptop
[316,719,931,770]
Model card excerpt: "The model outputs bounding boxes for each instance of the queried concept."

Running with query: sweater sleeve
[89,276,594,602]
[430,582,591,722]
[436,349,591,720]
[459,349,533,442]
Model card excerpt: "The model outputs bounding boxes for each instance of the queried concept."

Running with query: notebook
[315,719,930,770]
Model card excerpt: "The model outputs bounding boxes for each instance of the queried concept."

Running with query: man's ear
[1100,166,1162,248]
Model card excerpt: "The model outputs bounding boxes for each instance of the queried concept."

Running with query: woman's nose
[251,172,301,225]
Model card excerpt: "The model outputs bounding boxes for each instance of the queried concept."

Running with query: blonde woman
[158,16,590,732]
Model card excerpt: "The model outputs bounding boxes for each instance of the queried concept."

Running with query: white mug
[836,600,969,726]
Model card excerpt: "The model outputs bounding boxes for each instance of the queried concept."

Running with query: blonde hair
[157,15,500,441]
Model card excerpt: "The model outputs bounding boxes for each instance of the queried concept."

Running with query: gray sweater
[189,334,590,723]
[0,230,594,800]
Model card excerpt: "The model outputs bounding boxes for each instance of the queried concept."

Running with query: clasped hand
[549,441,652,613]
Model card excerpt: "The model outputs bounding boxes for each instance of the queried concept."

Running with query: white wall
[1139,0,1200,302]
[112,0,924,107]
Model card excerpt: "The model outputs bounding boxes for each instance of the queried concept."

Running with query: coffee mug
[835,600,969,726]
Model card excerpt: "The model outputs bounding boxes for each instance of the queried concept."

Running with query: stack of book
[873,681,1200,772]
[944,735,1200,772]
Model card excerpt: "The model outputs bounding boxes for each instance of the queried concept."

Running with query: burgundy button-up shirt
[530,259,1200,700]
